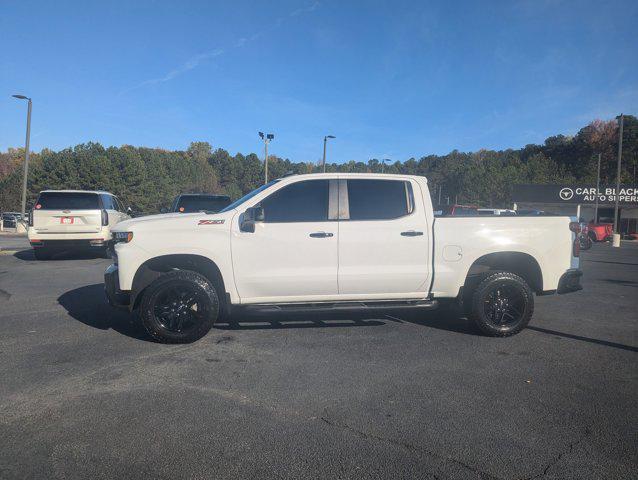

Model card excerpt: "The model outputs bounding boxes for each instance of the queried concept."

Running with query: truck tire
[33,248,51,260]
[139,270,219,343]
[579,235,592,250]
[469,271,534,337]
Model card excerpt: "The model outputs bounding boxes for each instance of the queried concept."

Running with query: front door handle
[401,230,423,237]
[309,232,334,238]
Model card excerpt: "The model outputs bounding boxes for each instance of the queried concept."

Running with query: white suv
[28,190,131,260]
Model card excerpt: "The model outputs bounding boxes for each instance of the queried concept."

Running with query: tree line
[0,115,636,214]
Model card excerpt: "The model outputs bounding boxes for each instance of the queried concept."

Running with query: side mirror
[240,206,264,233]
[160,207,168,214]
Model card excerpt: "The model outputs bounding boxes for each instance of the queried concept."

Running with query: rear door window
[36,192,100,210]
[114,196,125,212]
[100,194,116,210]
[346,179,413,220]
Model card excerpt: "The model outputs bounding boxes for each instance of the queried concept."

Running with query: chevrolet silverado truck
[105,173,583,343]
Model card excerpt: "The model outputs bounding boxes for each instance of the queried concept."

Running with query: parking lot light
[12,94,32,221]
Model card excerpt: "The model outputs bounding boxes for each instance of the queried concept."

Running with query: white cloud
[123,2,321,94]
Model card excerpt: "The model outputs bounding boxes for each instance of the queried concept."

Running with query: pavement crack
[320,416,502,480]
[522,427,592,480]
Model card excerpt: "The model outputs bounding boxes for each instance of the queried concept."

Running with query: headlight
[113,231,134,243]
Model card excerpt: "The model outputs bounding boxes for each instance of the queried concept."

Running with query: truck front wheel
[139,270,219,343]
[469,271,534,337]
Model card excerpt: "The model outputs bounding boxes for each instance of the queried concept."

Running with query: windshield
[175,195,231,213]
[219,180,280,212]
[36,192,100,210]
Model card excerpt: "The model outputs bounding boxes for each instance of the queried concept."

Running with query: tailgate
[32,209,102,234]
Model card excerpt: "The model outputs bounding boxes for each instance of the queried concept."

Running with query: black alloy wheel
[469,271,534,337]
[482,282,526,328]
[154,283,207,334]
[140,270,219,343]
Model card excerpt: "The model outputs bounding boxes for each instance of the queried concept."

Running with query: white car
[478,208,516,215]
[28,190,131,260]
[106,173,582,343]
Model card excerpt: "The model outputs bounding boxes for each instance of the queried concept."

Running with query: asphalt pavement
[0,236,636,479]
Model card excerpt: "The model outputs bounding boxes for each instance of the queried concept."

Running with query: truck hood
[112,210,235,232]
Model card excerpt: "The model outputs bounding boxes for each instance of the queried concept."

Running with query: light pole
[594,153,601,223]
[13,95,32,221]
[259,132,274,184]
[613,114,624,242]
[322,135,335,173]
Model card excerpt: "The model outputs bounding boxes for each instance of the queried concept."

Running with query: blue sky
[1,0,637,164]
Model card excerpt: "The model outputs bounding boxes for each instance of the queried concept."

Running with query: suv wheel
[469,271,534,337]
[140,270,219,343]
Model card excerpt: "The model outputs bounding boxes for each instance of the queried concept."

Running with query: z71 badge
[198,219,225,225]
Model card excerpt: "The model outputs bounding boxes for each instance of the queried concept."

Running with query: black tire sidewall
[140,270,219,343]
[579,236,592,250]
[470,272,534,337]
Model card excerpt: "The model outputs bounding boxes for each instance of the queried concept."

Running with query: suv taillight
[101,209,109,226]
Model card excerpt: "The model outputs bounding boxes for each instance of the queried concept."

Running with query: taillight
[101,209,109,226]
[569,222,581,233]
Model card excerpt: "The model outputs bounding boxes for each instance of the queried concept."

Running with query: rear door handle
[309,232,334,238]
[401,230,423,237]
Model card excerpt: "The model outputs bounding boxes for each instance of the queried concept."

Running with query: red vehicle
[588,222,613,242]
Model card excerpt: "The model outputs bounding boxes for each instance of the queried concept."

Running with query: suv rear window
[175,196,231,213]
[36,192,100,210]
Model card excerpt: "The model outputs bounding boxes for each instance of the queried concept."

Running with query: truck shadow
[58,284,151,341]
[15,249,107,261]
[58,284,479,341]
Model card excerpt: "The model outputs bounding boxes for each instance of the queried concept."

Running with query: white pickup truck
[105,173,582,343]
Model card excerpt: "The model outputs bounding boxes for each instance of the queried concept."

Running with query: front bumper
[557,269,583,294]
[104,263,131,309]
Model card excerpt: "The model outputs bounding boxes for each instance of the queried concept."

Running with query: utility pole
[613,114,624,241]
[594,153,601,223]
[321,135,335,173]
[13,95,32,220]
[258,132,274,184]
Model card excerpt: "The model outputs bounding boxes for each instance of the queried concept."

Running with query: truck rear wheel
[140,270,219,343]
[469,271,534,337]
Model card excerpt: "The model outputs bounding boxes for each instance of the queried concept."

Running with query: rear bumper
[104,264,131,309]
[30,238,107,249]
[557,269,583,294]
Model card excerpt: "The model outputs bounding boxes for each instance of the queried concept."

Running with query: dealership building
[512,184,638,234]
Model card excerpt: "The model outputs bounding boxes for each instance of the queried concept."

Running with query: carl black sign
[513,184,638,205]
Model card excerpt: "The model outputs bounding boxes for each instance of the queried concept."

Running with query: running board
[240,299,439,314]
